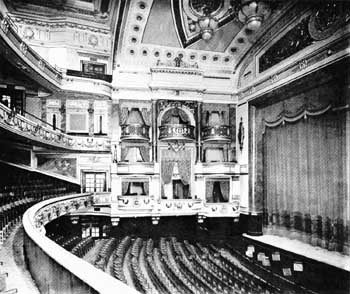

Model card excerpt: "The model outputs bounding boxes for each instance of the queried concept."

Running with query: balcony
[158,124,195,141]
[66,69,112,83]
[120,124,150,141]
[0,103,110,151]
[202,125,231,142]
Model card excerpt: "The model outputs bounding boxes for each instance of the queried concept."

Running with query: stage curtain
[264,109,346,230]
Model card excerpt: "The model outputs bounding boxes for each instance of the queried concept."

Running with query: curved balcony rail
[23,193,139,294]
[158,124,195,141]
[203,201,240,217]
[120,124,150,141]
[0,12,63,87]
[202,125,231,142]
[66,69,112,83]
[0,103,110,151]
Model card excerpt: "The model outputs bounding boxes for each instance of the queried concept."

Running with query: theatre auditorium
[0,0,349,293]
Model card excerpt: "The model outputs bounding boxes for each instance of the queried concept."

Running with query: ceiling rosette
[172,0,240,47]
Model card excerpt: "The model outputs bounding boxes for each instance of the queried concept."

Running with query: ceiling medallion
[174,0,238,46]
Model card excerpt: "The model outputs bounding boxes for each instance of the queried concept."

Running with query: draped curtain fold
[119,107,129,125]
[162,160,175,184]
[144,182,149,195]
[141,108,150,126]
[121,147,128,161]
[205,181,214,202]
[122,182,129,195]
[161,149,191,186]
[220,181,230,202]
[139,146,149,162]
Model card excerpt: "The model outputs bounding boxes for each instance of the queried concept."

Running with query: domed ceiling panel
[142,0,242,52]
[187,21,242,52]
[142,0,181,48]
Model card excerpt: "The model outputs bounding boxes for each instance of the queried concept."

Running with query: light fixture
[198,15,218,40]
[238,0,271,31]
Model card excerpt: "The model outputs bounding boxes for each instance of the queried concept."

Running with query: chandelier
[198,15,219,40]
[238,0,271,31]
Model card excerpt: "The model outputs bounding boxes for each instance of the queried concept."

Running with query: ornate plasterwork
[118,0,236,69]
[11,16,110,34]
[174,0,238,47]
[34,194,94,228]
[0,103,111,151]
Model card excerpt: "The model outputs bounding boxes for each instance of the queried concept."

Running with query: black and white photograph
[0,0,349,293]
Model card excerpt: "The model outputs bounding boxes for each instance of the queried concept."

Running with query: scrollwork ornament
[20,42,28,55]
[1,18,9,34]
[308,2,347,41]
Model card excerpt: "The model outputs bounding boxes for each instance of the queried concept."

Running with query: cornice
[237,35,350,103]
[10,14,111,34]
[150,66,203,76]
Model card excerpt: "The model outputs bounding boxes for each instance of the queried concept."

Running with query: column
[196,102,202,162]
[152,100,157,162]
[88,100,94,136]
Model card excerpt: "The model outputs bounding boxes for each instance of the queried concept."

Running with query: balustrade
[0,12,62,86]
[0,103,110,151]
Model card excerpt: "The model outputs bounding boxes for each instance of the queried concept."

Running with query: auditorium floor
[0,224,40,294]
[243,233,350,271]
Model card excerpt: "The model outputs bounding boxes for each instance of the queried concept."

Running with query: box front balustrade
[202,125,231,142]
[120,124,150,141]
[158,124,195,141]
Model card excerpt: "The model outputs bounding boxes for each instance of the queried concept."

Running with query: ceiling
[4,0,287,71]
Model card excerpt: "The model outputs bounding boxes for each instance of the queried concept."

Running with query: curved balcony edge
[0,11,63,89]
[23,193,139,294]
[202,125,231,142]
[120,124,150,141]
[0,103,111,151]
[158,124,195,141]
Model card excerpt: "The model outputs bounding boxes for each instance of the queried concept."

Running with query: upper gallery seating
[0,162,79,244]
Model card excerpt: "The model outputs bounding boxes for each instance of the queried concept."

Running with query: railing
[120,124,150,141]
[0,103,110,151]
[0,11,63,87]
[112,197,240,218]
[202,125,231,142]
[66,69,113,83]
[158,124,195,141]
[23,193,139,294]
[117,196,154,210]
[156,199,203,214]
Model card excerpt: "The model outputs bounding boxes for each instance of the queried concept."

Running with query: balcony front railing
[66,69,112,83]
[202,125,231,142]
[0,12,63,87]
[158,124,195,141]
[120,124,150,141]
[0,103,110,151]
